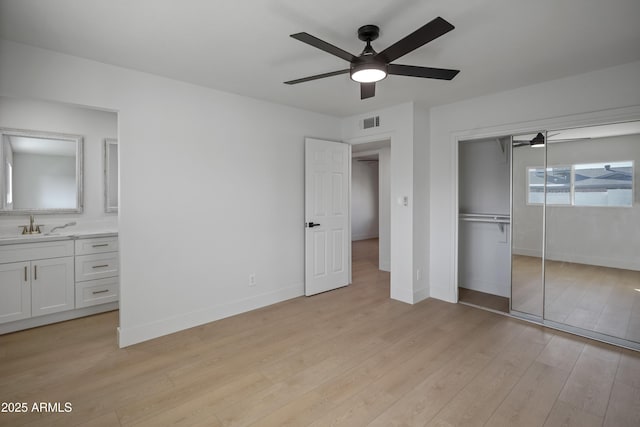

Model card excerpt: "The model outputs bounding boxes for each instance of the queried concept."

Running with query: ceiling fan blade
[376,17,454,63]
[361,83,376,99]
[290,33,357,62]
[388,64,459,80]
[284,69,350,85]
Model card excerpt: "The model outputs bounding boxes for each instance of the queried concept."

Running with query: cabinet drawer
[0,240,74,264]
[75,237,118,255]
[75,278,119,308]
[75,253,119,281]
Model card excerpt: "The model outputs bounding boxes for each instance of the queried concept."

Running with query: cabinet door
[31,257,75,317]
[0,262,31,323]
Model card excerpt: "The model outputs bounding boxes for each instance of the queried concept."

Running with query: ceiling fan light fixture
[350,62,387,83]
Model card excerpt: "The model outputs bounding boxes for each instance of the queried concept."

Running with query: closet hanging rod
[459,213,510,224]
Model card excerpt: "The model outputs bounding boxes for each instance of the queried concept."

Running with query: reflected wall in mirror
[510,131,546,318]
[104,138,118,213]
[544,121,640,343]
[0,128,83,214]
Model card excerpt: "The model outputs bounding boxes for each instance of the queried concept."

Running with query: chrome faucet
[20,215,41,234]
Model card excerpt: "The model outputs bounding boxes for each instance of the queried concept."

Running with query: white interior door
[305,138,351,296]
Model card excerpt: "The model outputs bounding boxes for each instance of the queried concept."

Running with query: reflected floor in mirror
[513,255,640,342]
[512,255,544,316]
[544,258,640,342]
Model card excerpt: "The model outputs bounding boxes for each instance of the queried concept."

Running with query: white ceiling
[1,0,639,117]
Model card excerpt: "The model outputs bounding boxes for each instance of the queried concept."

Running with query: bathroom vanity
[0,232,119,334]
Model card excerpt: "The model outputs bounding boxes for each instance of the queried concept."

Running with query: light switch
[396,196,409,206]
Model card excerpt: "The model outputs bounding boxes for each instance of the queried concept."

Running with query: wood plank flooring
[1,238,639,426]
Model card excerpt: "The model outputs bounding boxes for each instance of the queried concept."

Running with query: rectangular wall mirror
[0,128,84,214]
[104,138,118,213]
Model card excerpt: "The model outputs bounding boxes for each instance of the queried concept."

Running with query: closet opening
[457,136,511,313]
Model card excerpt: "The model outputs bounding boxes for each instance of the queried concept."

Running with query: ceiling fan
[284,17,460,100]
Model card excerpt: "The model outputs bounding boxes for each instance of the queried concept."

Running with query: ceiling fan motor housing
[358,25,380,42]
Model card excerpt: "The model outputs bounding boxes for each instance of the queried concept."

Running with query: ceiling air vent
[363,115,380,129]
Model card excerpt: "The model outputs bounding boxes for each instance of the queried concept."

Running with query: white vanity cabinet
[74,237,119,308]
[0,240,75,324]
[0,261,31,323]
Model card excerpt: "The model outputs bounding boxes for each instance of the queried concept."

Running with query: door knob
[307,222,321,228]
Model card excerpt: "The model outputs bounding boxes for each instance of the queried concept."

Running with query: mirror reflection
[104,138,118,213]
[544,121,640,342]
[510,131,546,317]
[1,128,83,214]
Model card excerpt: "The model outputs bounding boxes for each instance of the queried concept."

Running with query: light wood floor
[1,239,639,426]
[512,255,640,342]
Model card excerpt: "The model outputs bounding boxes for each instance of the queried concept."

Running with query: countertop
[0,230,118,246]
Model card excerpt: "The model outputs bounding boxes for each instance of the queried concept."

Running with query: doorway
[351,139,391,284]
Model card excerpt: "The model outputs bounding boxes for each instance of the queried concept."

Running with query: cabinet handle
[92,264,109,269]
[34,265,37,280]
[92,289,109,295]
[24,266,28,282]
[92,244,109,248]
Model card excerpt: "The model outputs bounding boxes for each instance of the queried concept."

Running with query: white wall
[378,146,391,271]
[341,103,418,303]
[459,138,510,215]
[412,107,430,301]
[0,40,341,346]
[430,60,640,303]
[0,96,118,232]
[351,157,379,241]
[514,134,640,270]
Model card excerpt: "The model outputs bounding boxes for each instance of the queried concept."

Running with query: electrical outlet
[249,273,256,287]
[416,268,421,281]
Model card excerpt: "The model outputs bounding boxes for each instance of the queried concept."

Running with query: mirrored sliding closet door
[510,131,546,319]
[543,121,640,347]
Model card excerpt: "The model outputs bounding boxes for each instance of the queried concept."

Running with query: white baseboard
[430,285,457,304]
[512,247,541,258]
[0,302,119,335]
[413,287,429,303]
[545,252,640,271]
[118,284,303,348]
[513,248,639,271]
